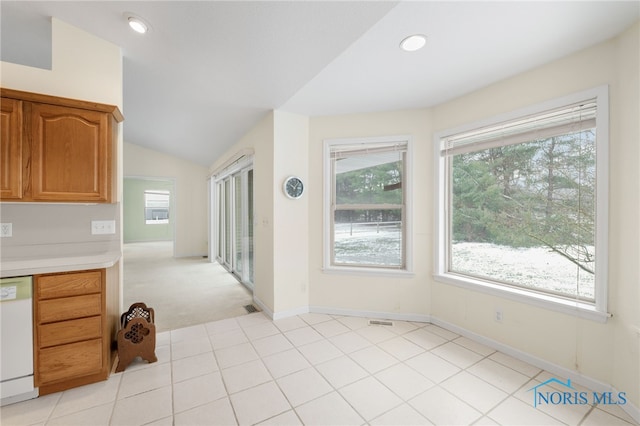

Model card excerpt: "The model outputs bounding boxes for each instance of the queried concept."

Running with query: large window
[324,136,411,272]
[435,87,609,320]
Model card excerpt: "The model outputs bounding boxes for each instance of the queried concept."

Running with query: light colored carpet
[123,242,254,332]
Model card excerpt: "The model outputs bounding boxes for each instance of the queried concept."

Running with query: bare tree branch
[526,233,594,275]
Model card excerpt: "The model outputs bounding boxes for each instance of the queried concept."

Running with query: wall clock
[283,176,304,199]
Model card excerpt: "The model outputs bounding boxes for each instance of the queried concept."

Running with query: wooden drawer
[39,316,102,348]
[38,294,102,324]
[37,271,101,300]
[37,339,103,385]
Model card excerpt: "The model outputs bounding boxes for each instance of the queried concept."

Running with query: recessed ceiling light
[124,13,149,34]
[400,34,427,52]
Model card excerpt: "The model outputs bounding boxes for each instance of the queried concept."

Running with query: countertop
[0,250,121,278]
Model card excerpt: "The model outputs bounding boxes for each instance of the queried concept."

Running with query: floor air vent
[368,320,394,326]
[244,304,259,313]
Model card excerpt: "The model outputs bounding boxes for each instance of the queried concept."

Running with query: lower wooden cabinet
[37,339,103,385]
[34,269,115,395]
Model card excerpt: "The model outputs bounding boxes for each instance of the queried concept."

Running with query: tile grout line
[221,317,252,425]
[303,316,437,424]
[18,312,632,426]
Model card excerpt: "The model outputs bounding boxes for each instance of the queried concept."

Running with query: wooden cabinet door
[30,103,111,202]
[37,339,103,385]
[0,97,23,199]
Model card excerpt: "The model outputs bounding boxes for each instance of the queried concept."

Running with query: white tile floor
[1,312,637,426]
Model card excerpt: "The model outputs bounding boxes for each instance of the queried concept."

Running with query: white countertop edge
[0,251,122,278]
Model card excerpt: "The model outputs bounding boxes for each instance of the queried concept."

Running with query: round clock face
[284,176,304,199]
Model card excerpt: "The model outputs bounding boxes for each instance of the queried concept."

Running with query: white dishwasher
[1,276,38,406]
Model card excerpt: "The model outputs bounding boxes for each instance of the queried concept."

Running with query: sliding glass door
[214,166,254,289]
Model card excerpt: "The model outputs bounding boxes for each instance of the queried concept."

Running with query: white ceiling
[2,1,638,166]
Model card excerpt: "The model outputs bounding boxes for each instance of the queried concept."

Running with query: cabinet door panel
[39,316,102,348]
[37,271,102,300]
[37,339,103,385]
[38,294,102,324]
[0,98,23,199]
[30,103,110,202]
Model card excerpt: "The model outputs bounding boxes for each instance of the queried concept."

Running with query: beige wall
[210,112,276,311]
[0,19,123,257]
[0,18,122,108]
[209,111,311,316]
[124,143,208,257]
[308,109,432,320]
[273,111,310,313]
[430,21,639,409]
[211,21,639,413]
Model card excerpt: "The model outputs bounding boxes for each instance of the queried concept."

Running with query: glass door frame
[210,159,254,290]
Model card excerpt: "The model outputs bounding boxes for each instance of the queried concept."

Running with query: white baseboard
[272,306,310,320]
[251,297,310,320]
[248,301,638,424]
[309,305,431,324]
[251,296,273,319]
[430,315,640,425]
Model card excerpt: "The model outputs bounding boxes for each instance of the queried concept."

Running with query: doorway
[122,241,252,332]
[212,164,254,290]
[123,177,175,250]
[122,176,254,331]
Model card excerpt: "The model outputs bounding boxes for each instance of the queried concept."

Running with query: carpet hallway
[123,242,254,332]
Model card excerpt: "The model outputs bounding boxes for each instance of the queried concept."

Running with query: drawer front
[38,294,102,324]
[39,316,102,348]
[37,271,102,299]
[37,339,103,385]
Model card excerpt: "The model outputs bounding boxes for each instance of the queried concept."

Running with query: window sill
[434,272,610,323]
[323,265,414,278]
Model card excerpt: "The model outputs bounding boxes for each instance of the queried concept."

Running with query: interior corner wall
[123,178,174,243]
[430,21,639,410]
[209,112,276,312]
[210,111,311,316]
[209,20,638,413]
[272,111,310,314]
[124,143,208,257]
[307,108,433,320]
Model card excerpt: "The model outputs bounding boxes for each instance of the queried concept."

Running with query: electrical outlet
[91,220,116,235]
[495,308,503,322]
[0,223,12,238]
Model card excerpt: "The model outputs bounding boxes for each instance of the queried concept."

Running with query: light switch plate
[91,220,116,235]
[0,223,12,238]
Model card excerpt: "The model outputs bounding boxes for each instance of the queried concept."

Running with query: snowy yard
[334,222,402,266]
[451,242,594,299]
[334,224,594,299]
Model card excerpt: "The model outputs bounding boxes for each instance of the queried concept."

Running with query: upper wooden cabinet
[0,97,23,199]
[0,89,123,203]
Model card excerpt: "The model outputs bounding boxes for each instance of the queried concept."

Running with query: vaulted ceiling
[2,1,638,166]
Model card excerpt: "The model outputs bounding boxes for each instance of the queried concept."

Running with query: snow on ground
[451,242,594,299]
[334,223,594,299]
[334,223,401,266]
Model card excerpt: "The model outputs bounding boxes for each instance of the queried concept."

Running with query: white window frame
[323,135,413,276]
[434,86,609,322]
